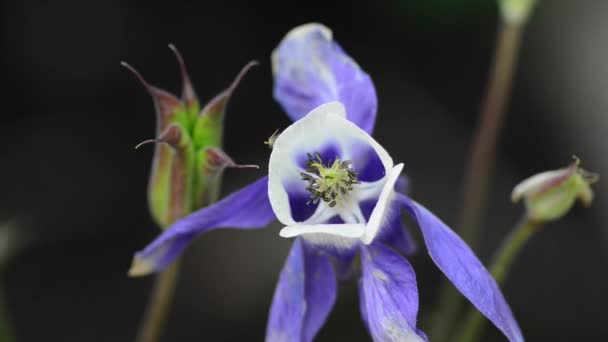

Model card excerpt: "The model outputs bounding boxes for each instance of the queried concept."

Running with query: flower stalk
[429,3,537,340]
[0,282,14,342]
[134,261,180,342]
[0,221,25,342]
[459,14,525,253]
[455,216,541,342]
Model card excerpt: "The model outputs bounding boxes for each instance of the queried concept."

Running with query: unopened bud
[511,158,599,222]
[123,46,257,229]
[499,0,539,24]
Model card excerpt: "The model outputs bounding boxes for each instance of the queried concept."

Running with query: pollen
[300,152,360,207]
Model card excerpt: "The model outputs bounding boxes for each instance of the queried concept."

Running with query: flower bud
[123,46,257,229]
[511,158,599,222]
[499,0,539,23]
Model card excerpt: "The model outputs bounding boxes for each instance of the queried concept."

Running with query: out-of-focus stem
[455,216,542,342]
[134,261,180,342]
[459,18,523,251]
[0,282,14,342]
[429,16,528,342]
[135,181,220,342]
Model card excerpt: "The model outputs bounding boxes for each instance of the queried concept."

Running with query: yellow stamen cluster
[300,152,359,207]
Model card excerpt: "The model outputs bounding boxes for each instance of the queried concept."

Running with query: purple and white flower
[129,23,523,342]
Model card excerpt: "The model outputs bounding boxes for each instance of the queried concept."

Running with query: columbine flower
[122,45,257,230]
[128,24,523,342]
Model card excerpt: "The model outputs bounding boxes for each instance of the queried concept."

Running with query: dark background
[1,0,607,341]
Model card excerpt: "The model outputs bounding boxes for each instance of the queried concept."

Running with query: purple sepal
[129,177,274,276]
[397,194,524,342]
[266,239,337,342]
[334,250,358,281]
[273,24,377,133]
[377,217,418,257]
[360,200,417,256]
[359,243,426,342]
[395,175,410,194]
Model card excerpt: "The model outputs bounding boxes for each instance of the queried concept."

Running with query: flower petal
[359,243,426,342]
[360,199,417,256]
[268,102,392,226]
[361,163,403,244]
[511,169,569,203]
[129,177,274,276]
[272,23,378,133]
[280,215,362,258]
[266,239,337,342]
[334,248,359,281]
[395,175,410,194]
[279,223,365,239]
[378,219,417,257]
[349,140,387,183]
[397,194,524,342]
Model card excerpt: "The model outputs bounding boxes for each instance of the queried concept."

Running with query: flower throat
[300,152,360,207]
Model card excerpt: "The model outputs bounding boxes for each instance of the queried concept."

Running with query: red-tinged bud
[512,158,599,222]
[123,46,257,229]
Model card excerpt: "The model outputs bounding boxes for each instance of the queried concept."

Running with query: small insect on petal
[264,129,280,149]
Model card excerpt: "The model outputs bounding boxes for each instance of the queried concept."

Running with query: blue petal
[359,243,427,342]
[349,140,386,182]
[273,23,378,133]
[378,218,418,257]
[294,140,343,169]
[397,194,524,342]
[129,177,274,276]
[266,239,337,342]
[309,216,359,281]
[360,200,417,256]
[395,174,410,194]
[282,183,319,223]
[334,250,358,281]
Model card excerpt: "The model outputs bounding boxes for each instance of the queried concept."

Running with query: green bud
[499,0,539,23]
[123,46,257,229]
[511,158,599,222]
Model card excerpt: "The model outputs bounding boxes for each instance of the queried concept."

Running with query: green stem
[135,173,221,342]
[428,16,529,342]
[0,283,14,342]
[455,216,542,342]
[460,17,524,251]
[134,261,180,342]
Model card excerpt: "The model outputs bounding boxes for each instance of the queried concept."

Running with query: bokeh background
[1,0,607,341]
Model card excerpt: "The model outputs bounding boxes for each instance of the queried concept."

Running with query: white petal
[300,233,360,250]
[361,163,404,244]
[279,223,366,238]
[268,102,393,225]
[511,169,569,202]
[356,178,388,201]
